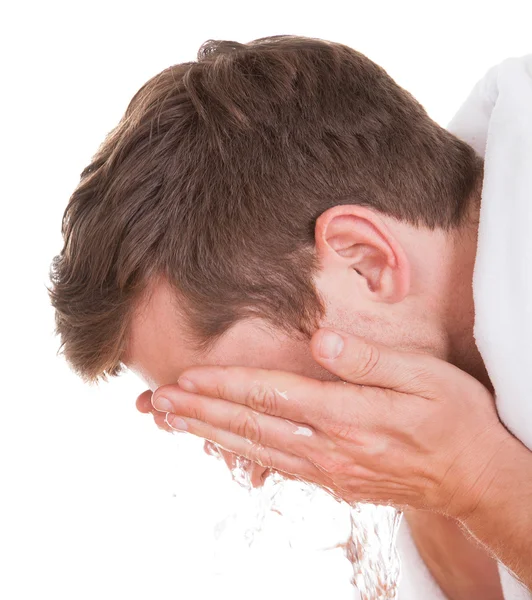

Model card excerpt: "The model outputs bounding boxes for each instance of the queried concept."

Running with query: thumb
[311,328,443,394]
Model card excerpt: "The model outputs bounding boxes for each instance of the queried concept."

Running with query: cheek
[304,358,341,382]
[277,340,340,382]
[270,341,340,383]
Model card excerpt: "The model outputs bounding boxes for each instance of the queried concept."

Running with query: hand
[150,329,510,517]
[135,391,270,487]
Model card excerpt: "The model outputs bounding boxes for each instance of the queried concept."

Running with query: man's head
[48,35,483,390]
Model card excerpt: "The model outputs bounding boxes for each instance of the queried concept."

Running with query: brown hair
[48,34,483,383]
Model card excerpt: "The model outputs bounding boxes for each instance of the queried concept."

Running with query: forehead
[123,280,327,391]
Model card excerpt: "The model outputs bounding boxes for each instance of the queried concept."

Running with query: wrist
[451,432,532,587]
[441,424,514,521]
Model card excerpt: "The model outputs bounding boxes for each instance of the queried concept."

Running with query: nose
[203,441,269,488]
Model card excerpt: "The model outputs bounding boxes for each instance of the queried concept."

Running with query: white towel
[448,55,532,600]
[397,56,532,600]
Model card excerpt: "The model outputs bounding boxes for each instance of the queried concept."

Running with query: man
[48,36,532,598]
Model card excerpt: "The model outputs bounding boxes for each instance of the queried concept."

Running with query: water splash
[342,504,403,600]
[210,446,403,599]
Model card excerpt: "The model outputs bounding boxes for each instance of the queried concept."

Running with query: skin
[124,203,531,598]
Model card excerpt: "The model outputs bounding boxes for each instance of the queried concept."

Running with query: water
[342,504,403,599]
[207,446,403,600]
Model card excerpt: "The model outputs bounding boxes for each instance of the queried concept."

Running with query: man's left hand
[149,328,510,518]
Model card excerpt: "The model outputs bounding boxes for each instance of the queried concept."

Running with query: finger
[154,411,174,432]
[310,328,447,394]
[135,390,175,433]
[158,367,336,427]
[136,390,153,414]
[152,388,322,459]
[204,442,237,469]
[218,448,270,488]
[252,466,271,487]
[165,414,322,482]
[204,440,224,459]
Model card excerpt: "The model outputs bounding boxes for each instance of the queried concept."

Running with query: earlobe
[315,206,410,304]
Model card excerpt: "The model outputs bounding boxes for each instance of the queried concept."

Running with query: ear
[314,205,410,303]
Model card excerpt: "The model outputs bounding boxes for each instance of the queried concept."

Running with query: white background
[1,1,530,598]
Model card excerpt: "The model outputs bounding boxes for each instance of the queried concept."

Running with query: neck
[441,199,493,392]
[448,331,493,393]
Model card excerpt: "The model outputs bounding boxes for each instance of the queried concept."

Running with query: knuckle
[232,410,262,442]
[330,421,357,441]
[215,378,230,402]
[246,382,279,415]
[350,343,381,380]
[188,404,205,422]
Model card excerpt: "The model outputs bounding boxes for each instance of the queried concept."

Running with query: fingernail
[152,395,173,412]
[178,377,197,393]
[319,330,344,359]
[168,415,188,432]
